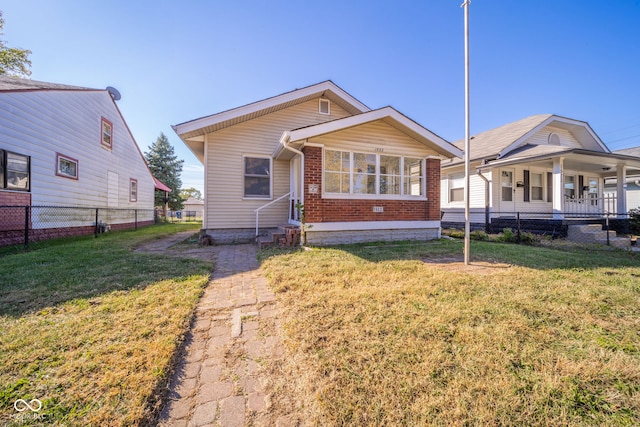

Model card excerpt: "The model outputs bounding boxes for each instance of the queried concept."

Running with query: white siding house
[0,76,159,236]
[441,114,640,233]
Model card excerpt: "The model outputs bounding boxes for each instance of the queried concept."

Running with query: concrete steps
[256,225,301,249]
[567,224,631,249]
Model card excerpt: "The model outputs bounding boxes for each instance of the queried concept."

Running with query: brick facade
[302,146,442,223]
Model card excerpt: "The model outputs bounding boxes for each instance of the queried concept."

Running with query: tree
[180,187,202,201]
[145,133,184,210]
[0,11,32,77]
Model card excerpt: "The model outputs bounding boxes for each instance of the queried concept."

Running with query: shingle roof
[614,146,640,158]
[0,75,93,91]
[453,114,553,162]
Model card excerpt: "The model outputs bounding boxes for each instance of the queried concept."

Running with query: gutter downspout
[477,169,490,234]
[279,132,305,226]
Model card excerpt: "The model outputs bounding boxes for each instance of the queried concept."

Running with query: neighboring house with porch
[440,114,640,235]
[604,146,640,211]
[173,81,462,245]
[0,76,162,244]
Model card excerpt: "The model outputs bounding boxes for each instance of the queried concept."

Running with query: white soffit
[282,107,462,159]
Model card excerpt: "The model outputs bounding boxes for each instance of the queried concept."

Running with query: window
[449,173,464,202]
[319,98,330,115]
[1,150,30,191]
[56,153,78,179]
[130,179,138,202]
[564,175,575,199]
[324,150,350,193]
[531,172,543,201]
[501,170,513,202]
[101,117,113,149]
[353,152,376,194]
[324,149,425,197]
[244,156,271,198]
[380,155,401,195]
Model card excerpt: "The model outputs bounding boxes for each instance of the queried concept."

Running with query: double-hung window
[323,150,424,197]
[244,156,271,198]
[448,173,464,202]
[1,149,30,191]
[130,179,138,202]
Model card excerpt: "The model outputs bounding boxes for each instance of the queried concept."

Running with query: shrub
[629,208,640,235]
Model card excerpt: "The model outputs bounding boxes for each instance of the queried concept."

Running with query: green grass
[260,240,640,426]
[0,224,211,426]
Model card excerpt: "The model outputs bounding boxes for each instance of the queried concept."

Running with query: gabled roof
[0,75,93,92]
[445,114,609,168]
[276,106,462,159]
[173,80,370,140]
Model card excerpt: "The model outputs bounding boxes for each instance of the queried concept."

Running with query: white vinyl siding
[204,99,353,229]
[0,90,155,211]
[528,125,581,148]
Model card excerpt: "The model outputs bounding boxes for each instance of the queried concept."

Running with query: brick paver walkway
[157,244,290,427]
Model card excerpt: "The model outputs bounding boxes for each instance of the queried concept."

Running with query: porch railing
[563,194,617,216]
[254,192,291,237]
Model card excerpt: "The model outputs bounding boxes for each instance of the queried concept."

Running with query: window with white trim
[323,149,424,197]
[1,149,30,191]
[449,173,464,202]
[101,117,113,149]
[56,153,78,180]
[531,172,543,201]
[319,98,330,115]
[130,178,138,202]
[243,156,271,198]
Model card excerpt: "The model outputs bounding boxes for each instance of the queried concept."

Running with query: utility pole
[462,0,471,265]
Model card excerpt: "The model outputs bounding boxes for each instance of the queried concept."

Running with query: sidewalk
[157,243,294,427]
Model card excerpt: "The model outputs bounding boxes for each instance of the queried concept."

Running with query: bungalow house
[0,76,162,244]
[173,81,462,245]
[441,114,640,235]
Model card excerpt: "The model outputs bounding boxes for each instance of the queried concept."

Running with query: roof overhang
[154,177,172,192]
[477,149,640,178]
[274,106,462,160]
[172,81,371,164]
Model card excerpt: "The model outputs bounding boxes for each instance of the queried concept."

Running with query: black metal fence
[0,205,156,248]
[442,210,637,249]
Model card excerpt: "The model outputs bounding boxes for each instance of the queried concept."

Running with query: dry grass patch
[0,224,211,426]
[261,240,640,426]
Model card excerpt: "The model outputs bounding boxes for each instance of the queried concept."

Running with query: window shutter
[547,172,553,203]
[523,170,530,202]
[578,175,584,198]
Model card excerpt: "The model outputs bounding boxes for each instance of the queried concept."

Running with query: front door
[500,169,515,214]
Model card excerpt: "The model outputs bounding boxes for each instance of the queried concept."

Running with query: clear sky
[3,1,640,194]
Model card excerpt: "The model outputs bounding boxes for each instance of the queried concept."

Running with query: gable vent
[319,98,330,115]
[548,133,560,146]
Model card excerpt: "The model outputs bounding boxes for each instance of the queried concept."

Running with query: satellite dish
[106,86,121,101]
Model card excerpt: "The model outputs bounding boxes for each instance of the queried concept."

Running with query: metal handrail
[254,192,292,236]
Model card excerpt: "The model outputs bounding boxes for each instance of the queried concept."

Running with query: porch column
[616,165,627,216]
[552,157,564,219]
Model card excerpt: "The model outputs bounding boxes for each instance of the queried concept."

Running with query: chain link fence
[442,210,638,249]
[0,205,157,248]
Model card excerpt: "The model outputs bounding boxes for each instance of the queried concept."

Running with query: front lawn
[0,224,211,426]
[261,240,640,426]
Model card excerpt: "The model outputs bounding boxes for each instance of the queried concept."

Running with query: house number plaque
[308,184,319,194]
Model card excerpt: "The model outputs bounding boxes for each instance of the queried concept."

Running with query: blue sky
[3,1,640,194]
